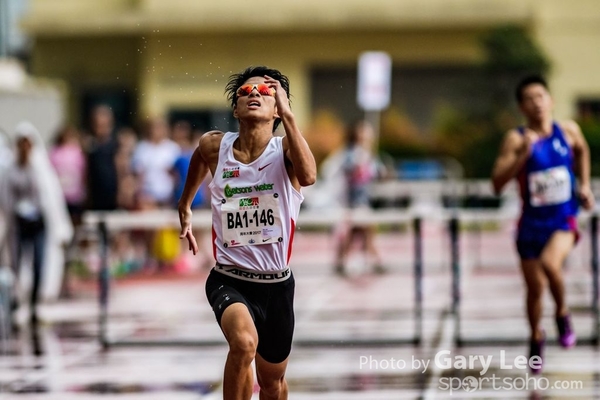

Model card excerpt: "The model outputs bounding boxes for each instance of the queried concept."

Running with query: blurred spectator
[130,117,180,272]
[0,122,72,325]
[86,105,119,211]
[0,130,14,282]
[334,120,386,277]
[171,120,193,150]
[0,129,13,170]
[171,122,212,271]
[113,126,144,275]
[115,127,138,179]
[114,127,139,210]
[49,125,87,225]
[49,125,87,298]
[132,117,180,208]
[171,122,207,209]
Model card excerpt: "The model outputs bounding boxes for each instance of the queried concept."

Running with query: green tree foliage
[379,107,430,158]
[482,25,551,112]
[577,117,600,176]
[433,25,551,177]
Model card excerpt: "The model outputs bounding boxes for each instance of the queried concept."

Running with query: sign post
[357,51,392,152]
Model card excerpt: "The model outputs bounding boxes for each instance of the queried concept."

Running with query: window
[578,99,600,121]
[168,109,238,133]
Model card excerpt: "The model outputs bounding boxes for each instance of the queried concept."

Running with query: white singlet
[209,132,304,272]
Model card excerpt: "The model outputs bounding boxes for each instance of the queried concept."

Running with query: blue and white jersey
[517,122,578,232]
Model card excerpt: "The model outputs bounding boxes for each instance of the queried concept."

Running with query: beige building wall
[22,0,600,127]
[531,0,600,120]
[30,36,140,126]
[137,29,483,124]
[29,29,485,128]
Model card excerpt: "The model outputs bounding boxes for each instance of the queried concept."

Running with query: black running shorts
[205,268,295,364]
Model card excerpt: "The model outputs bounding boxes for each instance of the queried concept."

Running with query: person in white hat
[0,121,72,325]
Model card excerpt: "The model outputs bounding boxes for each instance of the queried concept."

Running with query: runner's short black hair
[225,66,290,132]
[515,75,549,104]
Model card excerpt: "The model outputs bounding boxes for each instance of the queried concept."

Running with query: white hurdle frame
[84,209,424,349]
[83,207,600,349]
[448,211,600,347]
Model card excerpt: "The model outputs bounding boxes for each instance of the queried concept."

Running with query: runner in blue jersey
[492,75,595,374]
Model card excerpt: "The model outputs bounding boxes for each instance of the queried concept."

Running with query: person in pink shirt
[49,126,87,223]
[49,125,87,297]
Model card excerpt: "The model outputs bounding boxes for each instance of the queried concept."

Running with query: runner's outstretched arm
[178,135,211,254]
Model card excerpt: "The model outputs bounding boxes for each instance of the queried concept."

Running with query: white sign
[357,52,392,111]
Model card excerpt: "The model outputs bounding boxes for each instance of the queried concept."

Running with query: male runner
[178,66,316,399]
[491,75,594,373]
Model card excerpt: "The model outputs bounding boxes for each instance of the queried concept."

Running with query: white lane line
[422,311,455,400]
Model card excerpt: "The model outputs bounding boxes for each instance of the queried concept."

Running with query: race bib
[221,193,283,248]
[528,166,572,207]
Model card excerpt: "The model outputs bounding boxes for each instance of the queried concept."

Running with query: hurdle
[85,209,424,349]
[450,210,600,347]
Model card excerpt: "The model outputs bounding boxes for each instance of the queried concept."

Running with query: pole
[365,110,381,154]
[413,216,423,345]
[591,214,599,345]
[98,219,110,350]
[449,215,461,346]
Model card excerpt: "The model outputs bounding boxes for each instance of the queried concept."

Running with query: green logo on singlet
[224,184,253,198]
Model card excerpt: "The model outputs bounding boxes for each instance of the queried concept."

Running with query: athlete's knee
[541,259,564,278]
[227,331,257,363]
[258,375,286,399]
[526,282,545,299]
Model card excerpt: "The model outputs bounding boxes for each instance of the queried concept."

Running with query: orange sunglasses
[236,84,276,97]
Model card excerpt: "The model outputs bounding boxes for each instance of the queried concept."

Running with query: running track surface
[2,220,599,399]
